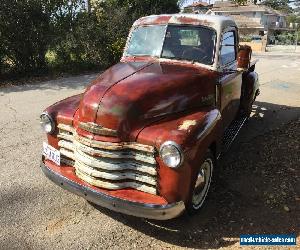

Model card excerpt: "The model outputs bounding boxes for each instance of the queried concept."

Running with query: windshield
[125,25,166,57]
[124,25,216,65]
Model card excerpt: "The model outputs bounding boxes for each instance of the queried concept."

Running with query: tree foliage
[262,0,292,12]
[0,0,179,78]
[0,0,53,75]
[232,0,248,6]
[94,0,179,64]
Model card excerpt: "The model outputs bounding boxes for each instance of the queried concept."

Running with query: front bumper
[41,162,185,220]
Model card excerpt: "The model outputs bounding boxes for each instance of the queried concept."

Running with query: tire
[187,150,214,215]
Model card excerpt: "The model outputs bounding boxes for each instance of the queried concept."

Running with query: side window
[220,31,236,65]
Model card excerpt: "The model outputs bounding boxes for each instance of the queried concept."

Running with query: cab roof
[133,14,237,33]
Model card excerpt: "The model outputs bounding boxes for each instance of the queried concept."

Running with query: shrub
[0,0,53,77]
[0,0,179,79]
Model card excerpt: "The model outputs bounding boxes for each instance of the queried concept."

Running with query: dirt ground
[0,52,299,249]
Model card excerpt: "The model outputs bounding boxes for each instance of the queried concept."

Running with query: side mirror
[237,45,252,70]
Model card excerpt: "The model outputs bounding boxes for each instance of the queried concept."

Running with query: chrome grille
[57,124,157,195]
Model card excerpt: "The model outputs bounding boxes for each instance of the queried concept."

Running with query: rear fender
[240,71,259,111]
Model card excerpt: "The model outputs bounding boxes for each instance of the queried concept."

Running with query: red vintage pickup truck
[40,14,259,220]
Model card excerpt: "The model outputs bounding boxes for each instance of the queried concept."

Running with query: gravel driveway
[0,53,299,249]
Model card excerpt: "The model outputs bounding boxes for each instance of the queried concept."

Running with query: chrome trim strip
[58,124,155,154]
[41,161,185,220]
[60,148,75,161]
[75,133,155,153]
[74,149,157,175]
[58,123,74,133]
[58,133,73,142]
[59,143,157,193]
[74,140,156,165]
[75,160,157,186]
[58,140,74,152]
[75,168,157,195]
[79,122,118,137]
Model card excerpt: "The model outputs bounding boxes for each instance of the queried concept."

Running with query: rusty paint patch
[134,15,171,26]
[178,120,197,131]
[133,14,215,27]
[170,16,214,27]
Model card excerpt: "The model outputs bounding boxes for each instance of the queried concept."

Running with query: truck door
[218,29,242,130]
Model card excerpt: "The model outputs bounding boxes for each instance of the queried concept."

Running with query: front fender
[137,108,221,203]
[45,94,82,126]
[43,94,82,148]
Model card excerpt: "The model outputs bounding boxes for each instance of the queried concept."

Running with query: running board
[220,116,248,155]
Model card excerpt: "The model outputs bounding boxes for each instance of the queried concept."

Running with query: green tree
[93,0,179,64]
[0,0,70,76]
[0,0,180,77]
[262,0,292,12]
[232,0,248,5]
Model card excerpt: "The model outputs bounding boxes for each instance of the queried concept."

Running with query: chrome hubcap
[192,158,213,209]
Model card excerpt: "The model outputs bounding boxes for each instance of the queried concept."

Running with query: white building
[206,1,289,39]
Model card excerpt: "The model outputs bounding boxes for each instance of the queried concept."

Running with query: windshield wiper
[162,56,198,64]
[162,56,183,61]
[126,54,159,58]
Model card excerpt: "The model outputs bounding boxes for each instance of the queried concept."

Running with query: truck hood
[78,61,217,140]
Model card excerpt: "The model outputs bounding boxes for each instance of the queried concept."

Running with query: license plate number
[43,142,60,166]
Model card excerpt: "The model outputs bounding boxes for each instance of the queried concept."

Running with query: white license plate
[43,142,60,166]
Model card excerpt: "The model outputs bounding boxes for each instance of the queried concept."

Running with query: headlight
[40,112,55,134]
[159,141,183,168]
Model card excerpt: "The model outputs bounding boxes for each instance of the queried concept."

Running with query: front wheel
[187,150,214,214]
